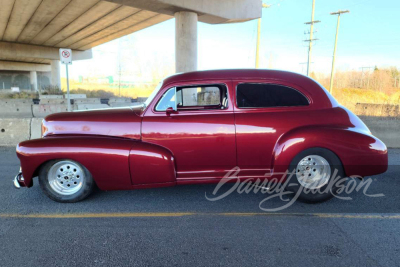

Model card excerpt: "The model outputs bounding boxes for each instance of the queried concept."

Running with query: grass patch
[333,88,400,112]
[0,91,39,99]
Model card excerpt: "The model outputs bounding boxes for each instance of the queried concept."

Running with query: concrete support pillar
[51,60,61,89]
[30,71,38,91]
[175,11,198,73]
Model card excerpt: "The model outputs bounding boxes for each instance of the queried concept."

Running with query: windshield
[143,81,163,109]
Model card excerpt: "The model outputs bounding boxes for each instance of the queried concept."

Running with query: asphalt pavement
[0,147,399,267]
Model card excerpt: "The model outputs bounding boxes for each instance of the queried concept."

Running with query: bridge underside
[0,0,261,90]
[0,0,172,51]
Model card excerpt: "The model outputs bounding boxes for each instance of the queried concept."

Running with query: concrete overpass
[0,0,261,91]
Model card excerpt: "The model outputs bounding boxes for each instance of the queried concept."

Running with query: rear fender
[272,126,388,178]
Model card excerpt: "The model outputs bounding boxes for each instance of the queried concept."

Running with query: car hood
[42,107,142,140]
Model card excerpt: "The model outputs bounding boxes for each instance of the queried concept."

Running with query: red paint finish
[272,127,387,178]
[129,142,176,185]
[42,107,142,140]
[17,137,133,190]
[142,80,237,179]
[16,69,388,191]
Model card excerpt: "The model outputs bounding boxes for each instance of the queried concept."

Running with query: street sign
[59,48,72,65]
[59,48,72,111]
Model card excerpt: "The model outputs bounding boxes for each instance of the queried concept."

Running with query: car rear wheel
[286,148,346,203]
[39,160,94,203]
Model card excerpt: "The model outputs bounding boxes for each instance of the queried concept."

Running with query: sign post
[59,48,72,112]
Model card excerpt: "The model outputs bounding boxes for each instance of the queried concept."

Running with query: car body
[14,69,388,202]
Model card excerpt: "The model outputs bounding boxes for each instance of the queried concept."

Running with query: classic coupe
[14,70,388,203]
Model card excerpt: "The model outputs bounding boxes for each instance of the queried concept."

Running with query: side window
[156,84,228,111]
[177,86,223,107]
[155,88,176,111]
[237,83,309,108]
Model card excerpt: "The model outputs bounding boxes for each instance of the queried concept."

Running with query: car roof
[162,69,338,109]
[163,69,308,84]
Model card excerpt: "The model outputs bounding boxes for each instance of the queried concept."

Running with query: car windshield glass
[143,81,163,108]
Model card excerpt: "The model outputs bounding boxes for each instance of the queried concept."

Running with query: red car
[14,70,388,203]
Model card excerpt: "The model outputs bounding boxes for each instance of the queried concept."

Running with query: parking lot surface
[1,147,399,267]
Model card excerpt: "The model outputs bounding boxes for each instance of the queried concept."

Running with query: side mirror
[166,107,177,116]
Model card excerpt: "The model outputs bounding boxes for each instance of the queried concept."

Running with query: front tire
[286,148,346,203]
[39,160,94,203]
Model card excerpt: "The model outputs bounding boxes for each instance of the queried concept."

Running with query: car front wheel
[286,148,346,203]
[39,160,94,203]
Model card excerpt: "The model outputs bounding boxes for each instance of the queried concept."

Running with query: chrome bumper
[13,168,24,189]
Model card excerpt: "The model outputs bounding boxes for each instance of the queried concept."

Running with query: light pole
[255,3,270,68]
[305,0,320,76]
[329,10,349,94]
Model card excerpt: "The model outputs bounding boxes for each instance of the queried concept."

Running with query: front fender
[17,136,177,190]
[272,126,388,178]
[17,136,134,190]
[129,142,176,185]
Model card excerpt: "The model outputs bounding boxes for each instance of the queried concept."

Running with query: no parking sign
[59,48,72,64]
[59,48,72,112]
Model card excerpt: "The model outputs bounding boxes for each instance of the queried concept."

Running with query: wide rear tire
[286,147,346,203]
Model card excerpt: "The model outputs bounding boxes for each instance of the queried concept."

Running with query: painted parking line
[1,212,400,219]
[315,214,400,219]
[0,212,194,218]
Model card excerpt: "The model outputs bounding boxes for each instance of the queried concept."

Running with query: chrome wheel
[48,161,85,195]
[295,155,331,189]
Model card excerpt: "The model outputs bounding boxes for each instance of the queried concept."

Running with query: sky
[64,0,400,82]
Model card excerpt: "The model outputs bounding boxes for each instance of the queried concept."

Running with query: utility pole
[329,10,349,94]
[118,39,122,97]
[255,3,271,68]
[360,66,373,89]
[304,0,320,76]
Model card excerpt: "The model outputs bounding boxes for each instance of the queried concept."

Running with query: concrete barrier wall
[359,116,400,148]
[66,94,86,99]
[108,97,132,108]
[30,118,43,140]
[0,118,31,146]
[73,104,109,110]
[32,104,68,117]
[39,99,68,104]
[39,95,63,99]
[0,99,34,118]
[0,103,33,118]
[355,103,399,117]
[74,98,101,104]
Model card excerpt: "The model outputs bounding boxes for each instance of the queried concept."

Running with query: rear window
[237,83,309,108]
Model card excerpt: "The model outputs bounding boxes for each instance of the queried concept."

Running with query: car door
[232,80,311,178]
[141,80,237,181]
